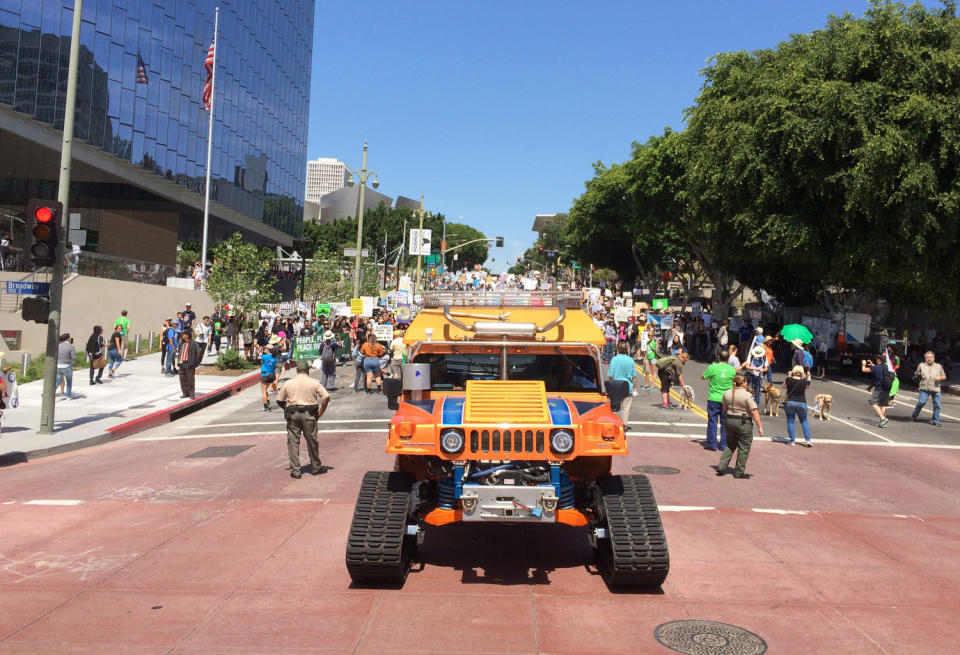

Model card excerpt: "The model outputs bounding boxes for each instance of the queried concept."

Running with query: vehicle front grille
[469,429,545,456]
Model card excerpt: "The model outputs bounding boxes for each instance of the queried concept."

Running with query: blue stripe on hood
[442,397,465,425]
[547,398,571,426]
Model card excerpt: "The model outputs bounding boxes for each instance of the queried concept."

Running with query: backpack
[881,369,896,392]
[655,355,677,371]
[803,350,813,370]
[320,340,335,362]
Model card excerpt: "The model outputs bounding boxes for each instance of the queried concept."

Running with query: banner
[652,298,668,310]
[292,334,323,360]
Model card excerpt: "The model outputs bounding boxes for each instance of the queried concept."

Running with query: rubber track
[596,474,669,587]
[345,471,415,585]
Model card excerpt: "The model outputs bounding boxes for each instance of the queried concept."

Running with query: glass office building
[0,0,314,265]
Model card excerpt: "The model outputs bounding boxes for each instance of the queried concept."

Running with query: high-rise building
[0,0,314,266]
[305,157,348,204]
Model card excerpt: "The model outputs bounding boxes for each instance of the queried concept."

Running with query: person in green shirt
[702,350,736,450]
[114,310,130,360]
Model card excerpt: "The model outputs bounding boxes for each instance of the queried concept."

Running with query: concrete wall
[0,272,216,360]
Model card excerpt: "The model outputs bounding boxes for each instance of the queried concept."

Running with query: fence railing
[73,251,177,285]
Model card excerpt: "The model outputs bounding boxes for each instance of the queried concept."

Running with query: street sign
[424,254,440,265]
[5,281,51,295]
[652,298,669,310]
[571,262,581,270]
[342,248,369,257]
[409,229,432,256]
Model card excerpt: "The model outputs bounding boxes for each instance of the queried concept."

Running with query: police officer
[277,360,330,478]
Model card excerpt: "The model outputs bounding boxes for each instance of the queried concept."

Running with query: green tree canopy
[207,233,279,347]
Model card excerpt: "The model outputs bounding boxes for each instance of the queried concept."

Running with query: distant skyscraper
[305,158,348,203]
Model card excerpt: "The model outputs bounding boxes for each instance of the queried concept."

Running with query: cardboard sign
[315,302,331,317]
[350,298,364,315]
[293,334,323,360]
[652,298,668,310]
[330,302,349,318]
[374,324,393,342]
[361,296,375,317]
[614,307,631,322]
[396,304,413,324]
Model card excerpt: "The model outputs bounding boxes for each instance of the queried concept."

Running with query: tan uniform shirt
[722,387,757,418]
[277,373,330,406]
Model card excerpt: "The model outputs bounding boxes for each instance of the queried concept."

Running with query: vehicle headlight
[550,429,574,454]
[440,429,465,454]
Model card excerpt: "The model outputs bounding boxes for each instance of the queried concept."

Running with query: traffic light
[661,271,673,282]
[21,296,50,323]
[26,199,63,269]
[495,236,503,247]
[538,246,544,254]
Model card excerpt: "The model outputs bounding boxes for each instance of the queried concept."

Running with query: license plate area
[460,483,558,522]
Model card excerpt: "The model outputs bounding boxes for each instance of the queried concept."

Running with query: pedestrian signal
[495,236,504,247]
[26,199,63,269]
[21,296,50,323]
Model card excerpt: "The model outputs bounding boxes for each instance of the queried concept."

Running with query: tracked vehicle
[345,291,669,588]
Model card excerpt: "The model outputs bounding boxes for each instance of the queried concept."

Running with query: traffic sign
[6,281,51,295]
[342,248,369,257]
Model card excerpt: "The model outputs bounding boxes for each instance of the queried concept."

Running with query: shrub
[217,349,252,371]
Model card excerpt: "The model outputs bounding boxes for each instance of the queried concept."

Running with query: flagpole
[200,6,219,289]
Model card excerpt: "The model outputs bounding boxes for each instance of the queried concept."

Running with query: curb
[2,371,261,464]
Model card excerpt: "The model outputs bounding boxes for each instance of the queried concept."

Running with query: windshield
[411,352,599,392]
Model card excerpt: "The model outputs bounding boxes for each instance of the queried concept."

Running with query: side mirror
[383,377,402,410]
[606,379,628,413]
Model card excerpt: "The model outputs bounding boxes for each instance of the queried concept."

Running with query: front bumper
[460,483,559,522]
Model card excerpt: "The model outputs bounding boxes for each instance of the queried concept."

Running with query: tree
[177,241,200,274]
[206,233,279,348]
[685,0,960,316]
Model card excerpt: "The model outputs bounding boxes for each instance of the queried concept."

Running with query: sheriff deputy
[277,359,330,478]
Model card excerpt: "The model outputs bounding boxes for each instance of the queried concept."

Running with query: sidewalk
[0,351,258,462]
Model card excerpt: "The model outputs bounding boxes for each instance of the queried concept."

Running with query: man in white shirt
[193,316,212,357]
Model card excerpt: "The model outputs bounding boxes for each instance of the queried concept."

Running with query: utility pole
[381,231,388,290]
[414,193,424,294]
[441,217,446,274]
[40,0,83,434]
[397,215,406,289]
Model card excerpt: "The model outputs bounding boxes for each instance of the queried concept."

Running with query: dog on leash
[763,384,782,417]
[814,393,833,420]
[678,385,695,410]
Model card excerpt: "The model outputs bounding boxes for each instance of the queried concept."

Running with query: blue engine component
[437,478,456,509]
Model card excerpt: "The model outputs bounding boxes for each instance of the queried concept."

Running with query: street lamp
[346,141,380,298]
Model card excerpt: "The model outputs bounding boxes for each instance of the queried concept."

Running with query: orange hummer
[345,291,669,589]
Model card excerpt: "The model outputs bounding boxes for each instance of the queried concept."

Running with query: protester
[277,360,331,478]
[210,315,222,354]
[176,331,204,399]
[783,365,813,446]
[318,330,340,390]
[360,332,386,394]
[106,324,123,378]
[181,302,196,331]
[715,319,729,362]
[114,310,130,360]
[260,344,278,411]
[727,344,742,370]
[85,326,105,385]
[602,318,616,363]
[657,351,689,409]
[911,351,946,426]
[815,335,828,379]
[716,374,764,478]
[193,316,211,356]
[607,341,637,423]
[389,329,406,378]
[164,319,178,375]
[702,351,736,450]
[744,345,768,407]
[642,325,658,389]
[56,333,76,398]
[862,355,891,427]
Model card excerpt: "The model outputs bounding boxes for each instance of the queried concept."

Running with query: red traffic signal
[661,271,673,282]
[26,199,63,269]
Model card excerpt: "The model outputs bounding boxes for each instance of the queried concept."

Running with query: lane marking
[634,363,710,420]
[267,498,330,503]
[804,405,893,443]
[174,418,388,429]
[629,421,705,427]
[820,378,959,421]
[134,429,388,441]
[658,505,716,512]
[633,431,960,449]
[753,508,809,515]
[23,500,84,506]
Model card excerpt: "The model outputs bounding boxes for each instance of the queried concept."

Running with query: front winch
[460,484,559,522]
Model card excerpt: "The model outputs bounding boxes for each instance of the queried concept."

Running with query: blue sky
[306,1,935,270]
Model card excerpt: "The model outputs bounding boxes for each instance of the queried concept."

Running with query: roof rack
[421,291,582,309]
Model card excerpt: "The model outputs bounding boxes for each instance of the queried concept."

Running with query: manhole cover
[634,465,680,475]
[654,620,767,655]
[186,445,253,458]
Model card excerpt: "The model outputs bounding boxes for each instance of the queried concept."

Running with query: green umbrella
[781,324,813,344]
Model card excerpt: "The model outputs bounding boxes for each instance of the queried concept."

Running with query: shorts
[658,369,673,394]
[260,374,276,384]
[869,387,889,407]
[363,357,382,376]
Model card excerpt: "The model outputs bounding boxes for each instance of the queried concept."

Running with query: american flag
[202,35,216,110]
[136,52,148,85]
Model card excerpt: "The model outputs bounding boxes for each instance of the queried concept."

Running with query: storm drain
[654,620,767,654]
[186,445,253,458]
[634,465,681,475]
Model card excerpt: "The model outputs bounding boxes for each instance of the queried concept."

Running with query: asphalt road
[1,362,959,653]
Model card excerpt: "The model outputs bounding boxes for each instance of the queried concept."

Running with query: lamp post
[346,142,379,298]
